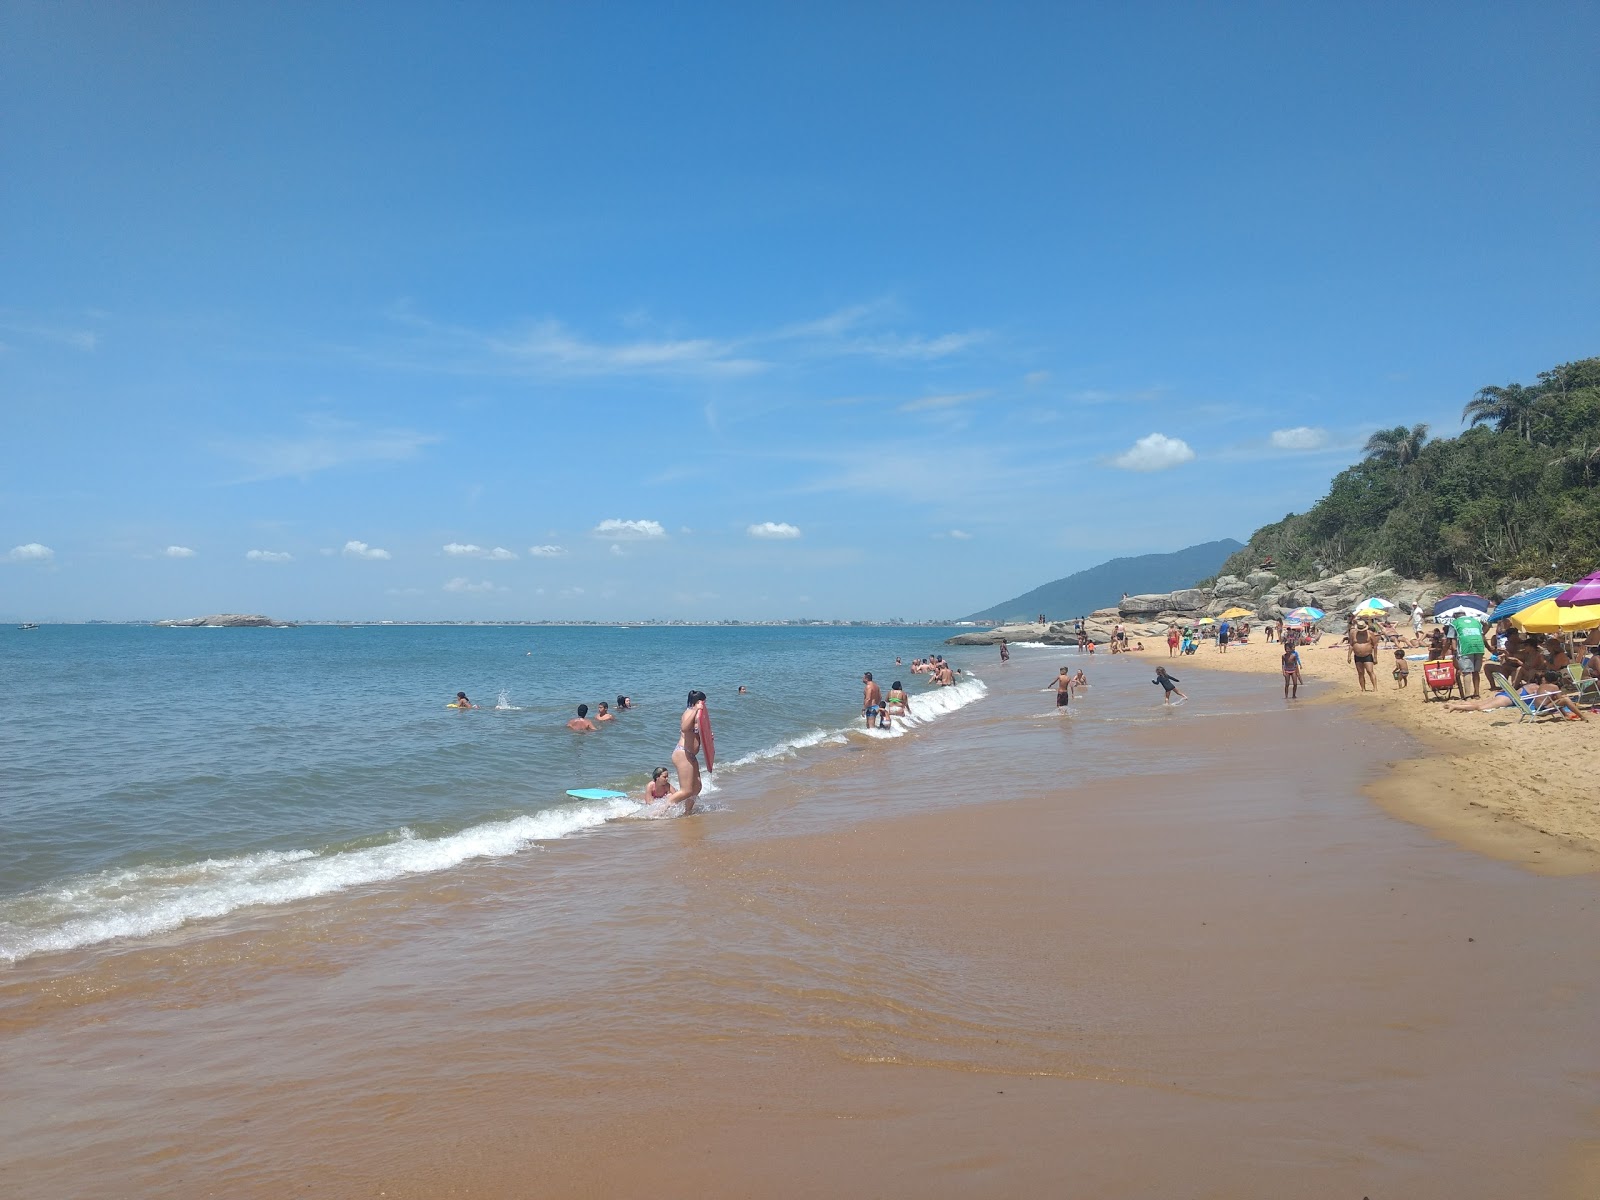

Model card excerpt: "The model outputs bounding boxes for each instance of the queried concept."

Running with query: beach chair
[1492,673,1561,724]
[1565,664,1600,704]
[1421,659,1457,702]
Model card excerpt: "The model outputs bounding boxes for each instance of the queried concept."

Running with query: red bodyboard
[697,705,715,771]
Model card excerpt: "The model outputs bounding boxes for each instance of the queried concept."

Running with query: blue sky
[3,2,1596,621]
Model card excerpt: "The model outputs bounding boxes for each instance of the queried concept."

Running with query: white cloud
[163,545,197,558]
[898,390,989,414]
[343,540,391,560]
[7,542,54,562]
[444,577,506,594]
[747,522,802,539]
[528,544,566,557]
[610,544,625,556]
[443,543,517,560]
[1111,433,1195,472]
[948,529,974,540]
[593,519,666,540]
[1024,370,1050,386]
[1270,426,1329,451]
[245,549,292,563]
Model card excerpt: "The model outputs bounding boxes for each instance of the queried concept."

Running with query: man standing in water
[1048,666,1072,710]
[862,671,884,730]
[665,690,711,814]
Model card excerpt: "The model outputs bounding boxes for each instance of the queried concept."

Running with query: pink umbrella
[1556,570,1600,607]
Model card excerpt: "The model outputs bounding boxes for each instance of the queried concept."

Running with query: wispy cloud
[528,544,567,557]
[163,545,197,558]
[0,316,98,352]
[947,529,974,540]
[898,390,990,414]
[593,518,666,540]
[343,540,391,560]
[245,549,292,563]
[214,415,438,483]
[444,577,506,594]
[7,542,54,562]
[443,543,516,560]
[1110,433,1195,472]
[1269,426,1329,451]
[747,521,802,539]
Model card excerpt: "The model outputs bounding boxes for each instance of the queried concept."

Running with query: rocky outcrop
[1105,565,1442,634]
[156,613,293,628]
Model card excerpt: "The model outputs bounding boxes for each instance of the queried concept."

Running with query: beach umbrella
[1432,593,1488,620]
[1555,569,1600,608]
[1217,606,1254,620]
[1509,598,1600,634]
[1287,606,1325,622]
[1487,584,1569,623]
[1354,596,1394,612]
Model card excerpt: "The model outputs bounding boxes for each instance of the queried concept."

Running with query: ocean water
[0,624,986,962]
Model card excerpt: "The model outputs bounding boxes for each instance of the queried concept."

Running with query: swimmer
[452,691,476,709]
[644,766,673,802]
[567,703,598,732]
[594,700,616,722]
[737,685,748,695]
[884,681,910,724]
[664,690,711,814]
[862,671,884,730]
[1071,669,1088,691]
[616,694,633,710]
[1048,666,1071,709]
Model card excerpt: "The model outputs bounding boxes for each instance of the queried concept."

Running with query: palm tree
[1363,423,1430,467]
[1461,383,1540,442]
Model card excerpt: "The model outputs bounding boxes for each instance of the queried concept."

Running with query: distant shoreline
[20,619,972,629]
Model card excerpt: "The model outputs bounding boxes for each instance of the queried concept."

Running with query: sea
[0,623,988,963]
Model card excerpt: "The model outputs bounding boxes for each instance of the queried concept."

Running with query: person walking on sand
[1048,666,1072,711]
[1412,604,1424,637]
[664,690,712,814]
[1348,620,1379,692]
[1281,644,1302,699]
[1392,649,1411,689]
[862,671,884,730]
[1167,625,1180,657]
[1152,666,1186,705]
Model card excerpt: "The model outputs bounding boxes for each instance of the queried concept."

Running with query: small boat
[18,623,38,630]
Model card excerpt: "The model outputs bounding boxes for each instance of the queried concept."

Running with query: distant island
[963,538,1243,624]
[156,614,295,628]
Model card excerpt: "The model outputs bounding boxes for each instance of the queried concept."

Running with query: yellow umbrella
[1510,598,1600,633]
[1197,617,1215,625]
[1218,606,1254,620]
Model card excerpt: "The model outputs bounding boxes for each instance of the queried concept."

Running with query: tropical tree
[1363,423,1430,467]
[1461,383,1541,442]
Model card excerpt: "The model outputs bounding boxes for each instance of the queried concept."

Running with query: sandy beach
[5,658,1600,1198]
[1132,634,1600,871]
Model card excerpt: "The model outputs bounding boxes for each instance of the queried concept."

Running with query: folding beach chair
[1566,664,1600,705]
[1421,659,1457,702]
[1492,673,1561,724]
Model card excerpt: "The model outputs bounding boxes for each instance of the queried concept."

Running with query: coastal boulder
[1211,574,1251,598]
[1165,588,1207,612]
[1119,593,1172,617]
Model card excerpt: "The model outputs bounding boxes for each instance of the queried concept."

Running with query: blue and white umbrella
[1433,593,1489,620]
[1487,583,1569,623]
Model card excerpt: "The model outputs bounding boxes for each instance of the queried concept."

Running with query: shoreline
[1131,636,1600,872]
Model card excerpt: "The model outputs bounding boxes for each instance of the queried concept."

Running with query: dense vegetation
[1213,358,1600,591]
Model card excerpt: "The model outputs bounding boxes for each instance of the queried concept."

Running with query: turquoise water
[0,624,985,961]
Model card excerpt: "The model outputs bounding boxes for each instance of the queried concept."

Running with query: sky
[2,2,1596,621]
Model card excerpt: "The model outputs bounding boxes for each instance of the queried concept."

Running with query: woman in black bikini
[1348,621,1378,692]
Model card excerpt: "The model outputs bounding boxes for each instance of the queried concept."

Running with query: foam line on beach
[0,798,638,964]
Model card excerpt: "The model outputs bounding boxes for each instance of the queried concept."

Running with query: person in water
[594,701,616,722]
[999,639,1010,663]
[1152,666,1187,705]
[1071,668,1088,691]
[567,704,598,732]
[664,690,711,813]
[644,766,673,802]
[883,681,910,724]
[452,691,476,709]
[1049,666,1072,709]
[616,694,633,711]
[862,671,884,730]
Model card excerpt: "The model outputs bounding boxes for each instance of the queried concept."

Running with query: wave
[0,797,637,964]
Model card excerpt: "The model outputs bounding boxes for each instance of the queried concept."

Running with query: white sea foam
[0,798,637,964]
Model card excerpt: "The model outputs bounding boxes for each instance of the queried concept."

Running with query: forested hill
[965,539,1243,623]
[1211,357,1600,591]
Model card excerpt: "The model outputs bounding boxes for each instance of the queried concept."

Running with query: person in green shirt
[1452,612,1488,699]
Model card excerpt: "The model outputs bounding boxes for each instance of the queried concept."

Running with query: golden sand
[1135,634,1600,871]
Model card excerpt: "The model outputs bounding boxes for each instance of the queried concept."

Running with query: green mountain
[1210,356,1600,592]
[964,539,1244,623]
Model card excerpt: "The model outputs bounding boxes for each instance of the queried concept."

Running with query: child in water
[1152,666,1187,705]
[644,766,673,802]
[452,691,476,709]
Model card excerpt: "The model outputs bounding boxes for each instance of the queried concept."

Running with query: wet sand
[1132,635,1600,869]
[3,661,1599,1197]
